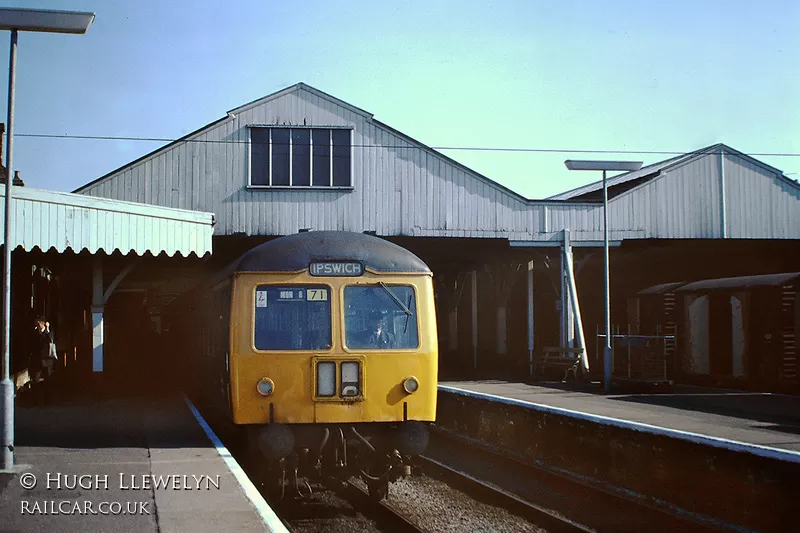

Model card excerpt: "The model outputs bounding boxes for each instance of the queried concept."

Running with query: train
[171,231,438,500]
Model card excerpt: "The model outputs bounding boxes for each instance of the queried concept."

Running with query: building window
[250,127,352,187]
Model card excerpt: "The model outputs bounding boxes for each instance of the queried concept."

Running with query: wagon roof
[227,231,431,275]
[637,281,688,295]
[675,272,800,292]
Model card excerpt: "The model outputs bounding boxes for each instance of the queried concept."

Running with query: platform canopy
[0,186,213,257]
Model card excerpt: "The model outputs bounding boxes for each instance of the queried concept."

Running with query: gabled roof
[548,144,793,201]
[229,82,375,120]
[74,82,577,206]
[74,83,367,194]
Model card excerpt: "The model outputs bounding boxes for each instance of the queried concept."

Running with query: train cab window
[344,284,419,350]
[254,285,332,351]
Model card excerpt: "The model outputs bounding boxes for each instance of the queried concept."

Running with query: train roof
[221,231,431,277]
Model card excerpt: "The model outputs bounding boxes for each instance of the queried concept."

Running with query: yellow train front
[219,231,437,499]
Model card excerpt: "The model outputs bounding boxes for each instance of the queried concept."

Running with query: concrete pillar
[92,257,104,373]
[496,306,507,354]
[92,307,104,373]
[447,308,458,352]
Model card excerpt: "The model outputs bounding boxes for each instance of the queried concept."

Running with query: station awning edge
[0,186,214,257]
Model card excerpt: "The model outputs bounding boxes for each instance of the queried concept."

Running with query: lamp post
[0,8,94,472]
[564,159,642,393]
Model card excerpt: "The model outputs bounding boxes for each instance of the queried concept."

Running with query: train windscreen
[254,285,332,350]
[344,284,419,350]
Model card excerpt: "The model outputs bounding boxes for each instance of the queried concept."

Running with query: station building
[11,83,798,392]
[0,170,212,390]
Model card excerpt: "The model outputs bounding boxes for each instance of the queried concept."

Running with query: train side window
[343,285,419,350]
[253,285,332,351]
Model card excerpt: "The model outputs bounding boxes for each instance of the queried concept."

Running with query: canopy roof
[0,186,213,257]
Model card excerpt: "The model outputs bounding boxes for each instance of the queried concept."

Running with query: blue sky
[1,0,798,198]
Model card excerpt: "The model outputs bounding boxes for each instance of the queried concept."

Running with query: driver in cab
[357,311,395,349]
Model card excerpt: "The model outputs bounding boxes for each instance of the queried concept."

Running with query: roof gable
[74,83,372,194]
[548,144,796,202]
[608,143,800,205]
[228,83,374,120]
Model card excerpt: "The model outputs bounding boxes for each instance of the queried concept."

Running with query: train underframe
[251,420,430,501]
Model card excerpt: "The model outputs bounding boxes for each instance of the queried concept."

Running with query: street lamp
[564,159,642,392]
[0,8,94,473]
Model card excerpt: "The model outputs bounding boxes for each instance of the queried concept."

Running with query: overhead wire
[10,132,800,158]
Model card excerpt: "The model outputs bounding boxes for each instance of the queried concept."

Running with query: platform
[437,380,800,532]
[440,380,800,456]
[0,388,287,533]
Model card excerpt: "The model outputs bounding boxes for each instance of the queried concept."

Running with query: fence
[597,325,675,385]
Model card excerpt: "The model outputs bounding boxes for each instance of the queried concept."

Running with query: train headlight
[403,376,419,394]
[341,361,360,397]
[256,378,274,396]
[317,361,336,397]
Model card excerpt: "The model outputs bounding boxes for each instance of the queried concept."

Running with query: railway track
[275,481,428,533]
[416,455,590,532]
[200,402,564,531]
[198,399,725,532]
[344,480,430,533]
[425,427,727,532]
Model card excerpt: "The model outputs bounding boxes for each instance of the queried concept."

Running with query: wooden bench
[536,347,584,382]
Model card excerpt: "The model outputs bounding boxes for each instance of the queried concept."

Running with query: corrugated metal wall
[725,153,800,239]
[609,156,722,239]
[608,154,800,240]
[81,86,545,239]
[79,85,800,242]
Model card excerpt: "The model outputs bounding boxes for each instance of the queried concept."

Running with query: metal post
[719,148,727,238]
[527,260,534,378]
[471,270,478,371]
[1,28,17,472]
[563,242,588,373]
[559,245,566,347]
[563,230,575,348]
[602,169,612,393]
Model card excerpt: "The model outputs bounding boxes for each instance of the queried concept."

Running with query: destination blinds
[308,261,364,277]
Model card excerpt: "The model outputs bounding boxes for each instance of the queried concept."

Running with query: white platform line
[184,396,289,533]
[438,385,800,464]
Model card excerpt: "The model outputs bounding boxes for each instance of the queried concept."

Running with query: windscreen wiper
[378,282,412,316]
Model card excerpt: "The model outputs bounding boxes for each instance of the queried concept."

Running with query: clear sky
[1,0,798,199]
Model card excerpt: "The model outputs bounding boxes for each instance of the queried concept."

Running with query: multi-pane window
[254,285,332,351]
[250,127,352,187]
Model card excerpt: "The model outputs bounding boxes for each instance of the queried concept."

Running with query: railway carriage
[178,231,438,499]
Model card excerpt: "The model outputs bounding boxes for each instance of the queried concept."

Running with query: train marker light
[403,376,419,394]
[316,362,336,397]
[256,378,274,396]
[341,361,360,396]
